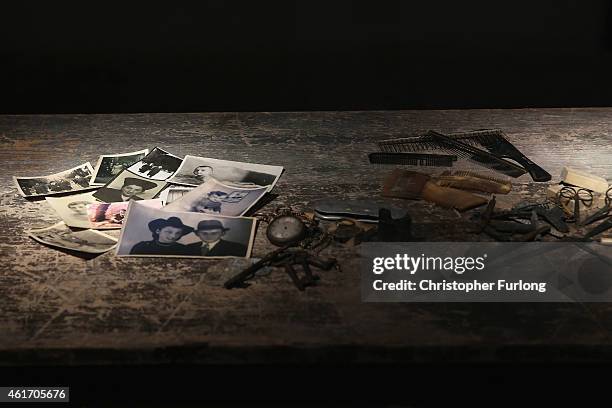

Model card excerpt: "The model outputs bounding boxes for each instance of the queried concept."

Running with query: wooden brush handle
[421,181,488,212]
[433,175,511,194]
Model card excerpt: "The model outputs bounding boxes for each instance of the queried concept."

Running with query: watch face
[266,215,307,246]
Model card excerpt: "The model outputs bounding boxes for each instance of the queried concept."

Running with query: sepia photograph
[167,155,283,189]
[45,191,99,228]
[158,186,194,205]
[116,201,256,258]
[87,199,163,229]
[93,170,167,202]
[90,149,149,185]
[14,162,95,198]
[126,147,183,180]
[28,222,118,254]
[163,177,268,216]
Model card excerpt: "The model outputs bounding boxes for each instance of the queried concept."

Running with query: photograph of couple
[116,201,255,258]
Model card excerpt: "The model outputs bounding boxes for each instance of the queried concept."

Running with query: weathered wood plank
[0,109,610,364]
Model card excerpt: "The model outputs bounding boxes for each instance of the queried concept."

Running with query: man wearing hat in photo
[94,176,158,202]
[130,216,194,255]
[188,219,247,257]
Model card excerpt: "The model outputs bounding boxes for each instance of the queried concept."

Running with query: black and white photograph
[163,178,268,216]
[90,149,149,185]
[158,186,194,205]
[87,199,163,229]
[45,191,99,228]
[28,222,118,254]
[116,201,255,258]
[126,147,183,180]
[14,162,95,198]
[167,155,283,189]
[93,171,167,202]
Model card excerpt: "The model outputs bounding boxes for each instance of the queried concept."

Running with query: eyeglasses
[557,186,594,224]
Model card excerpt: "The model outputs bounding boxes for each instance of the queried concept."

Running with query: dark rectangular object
[368,152,456,167]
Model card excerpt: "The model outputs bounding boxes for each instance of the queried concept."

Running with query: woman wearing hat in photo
[94,176,158,202]
[187,219,247,257]
[130,217,194,255]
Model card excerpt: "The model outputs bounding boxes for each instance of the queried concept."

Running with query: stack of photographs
[92,148,181,203]
[13,147,284,258]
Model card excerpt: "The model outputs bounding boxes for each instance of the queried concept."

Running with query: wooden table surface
[1,108,612,366]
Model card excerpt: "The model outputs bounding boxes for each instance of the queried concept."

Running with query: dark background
[2,1,612,114]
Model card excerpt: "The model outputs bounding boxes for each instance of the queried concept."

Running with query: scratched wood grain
[0,109,611,365]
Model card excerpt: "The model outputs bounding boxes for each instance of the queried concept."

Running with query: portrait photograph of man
[168,155,283,189]
[187,219,248,257]
[93,172,165,203]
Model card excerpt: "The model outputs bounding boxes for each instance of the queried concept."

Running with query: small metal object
[266,214,307,246]
[581,187,612,226]
[271,250,336,291]
[224,245,292,289]
[313,199,409,223]
[224,247,336,291]
[225,207,336,290]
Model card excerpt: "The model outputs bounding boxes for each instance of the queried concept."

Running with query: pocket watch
[266,214,307,246]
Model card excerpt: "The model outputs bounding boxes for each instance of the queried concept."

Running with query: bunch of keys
[224,212,337,291]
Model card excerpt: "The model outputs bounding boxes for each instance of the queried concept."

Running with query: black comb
[368,152,457,167]
[447,129,551,182]
[378,131,528,178]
